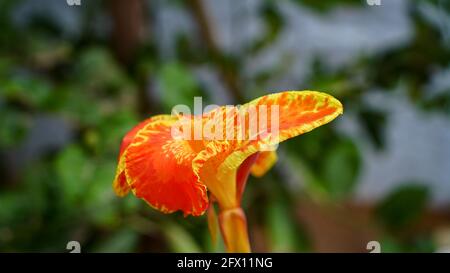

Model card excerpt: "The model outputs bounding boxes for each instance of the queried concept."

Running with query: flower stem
[218,207,251,253]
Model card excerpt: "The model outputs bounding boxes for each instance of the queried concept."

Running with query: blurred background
[0,0,449,253]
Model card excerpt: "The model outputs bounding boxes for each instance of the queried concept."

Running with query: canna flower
[113,91,343,252]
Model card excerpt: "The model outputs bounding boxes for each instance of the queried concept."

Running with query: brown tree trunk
[109,0,154,115]
[187,0,244,103]
[109,0,146,65]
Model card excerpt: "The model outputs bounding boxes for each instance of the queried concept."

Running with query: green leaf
[248,2,284,53]
[54,145,90,205]
[1,76,52,107]
[96,110,139,154]
[378,236,404,253]
[358,109,387,149]
[74,47,131,92]
[376,184,430,230]
[0,193,29,225]
[0,107,30,147]
[158,62,199,111]
[84,160,117,226]
[294,0,362,12]
[53,85,102,125]
[266,200,299,252]
[92,229,138,253]
[321,139,361,199]
[408,236,436,253]
[162,222,202,253]
[28,37,71,69]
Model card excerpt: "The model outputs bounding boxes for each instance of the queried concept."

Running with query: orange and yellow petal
[113,171,130,197]
[113,115,172,197]
[193,141,238,210]
[114,90,342,215]
[193,91,342,208]
[242,90,343,145]
[224,90,343,171]
[118,115,173,157]
[114,115,209,216]
[250,151,278,177]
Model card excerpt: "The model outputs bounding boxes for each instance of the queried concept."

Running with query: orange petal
[113,171,130,197]
[225,90,343,170]
[193,141,238,210]
[113,115,173,196]
[243,90,343,145]
[250,151,278,177]
[114,115,208,216]
[192,106,245,209]
[193,91,342,208]
[236,152,260,204]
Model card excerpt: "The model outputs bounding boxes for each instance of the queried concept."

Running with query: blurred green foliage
[295,0,362,12]
[0,0,449,253]
[377,184,430,231]
[158,62,201,111]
